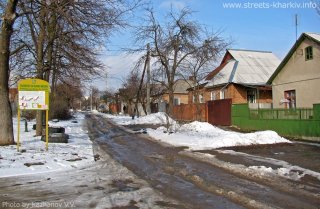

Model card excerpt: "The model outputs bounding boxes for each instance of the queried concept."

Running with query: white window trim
[199,94,204,103]
[211,91,216,101]
[220,90,225,99]
[174,97,181,106]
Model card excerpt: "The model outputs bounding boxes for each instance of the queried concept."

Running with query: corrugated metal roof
[206,60,236,86]
[206,49,280,88]
[306,32,320,42]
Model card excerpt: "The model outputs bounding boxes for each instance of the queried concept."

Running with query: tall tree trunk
[167,85,174,117]
[0,0,18,145]
[35,0,47,136]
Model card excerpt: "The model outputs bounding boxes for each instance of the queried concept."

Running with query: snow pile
[103,112,176,126]
[0,113,93,178]
[100,112,290,150]
[147,121,290,150]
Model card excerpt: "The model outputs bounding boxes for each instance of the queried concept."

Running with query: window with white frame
[210,91,216,101]
[247,89,257,103]
[174,97,180,106]
[284,90,296,109]
[199,94,204,103]
[220,89,225,99]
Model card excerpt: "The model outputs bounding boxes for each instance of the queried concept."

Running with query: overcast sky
[94,0,320,91]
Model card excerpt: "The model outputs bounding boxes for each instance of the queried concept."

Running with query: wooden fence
[172,103,207,122]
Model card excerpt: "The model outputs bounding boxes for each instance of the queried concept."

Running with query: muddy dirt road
[0,139,184,209]
[85,114,320,209]
[1,113,319,209]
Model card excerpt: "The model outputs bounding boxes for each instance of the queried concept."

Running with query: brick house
[161,79,193,105]
[189,49,280,107]
[151,79,193,112]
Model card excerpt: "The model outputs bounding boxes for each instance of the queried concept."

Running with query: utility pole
[146,43,151,114]
[295,14,298,41]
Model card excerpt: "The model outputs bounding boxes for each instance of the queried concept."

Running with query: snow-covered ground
[0,113,93,178]
[103,112,290,150]
[103,112,176,125]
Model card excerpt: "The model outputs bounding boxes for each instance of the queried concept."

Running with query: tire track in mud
[86,114,320,209]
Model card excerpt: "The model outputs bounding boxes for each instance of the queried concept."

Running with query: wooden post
[17,109,20,151]
[46,110,49,151]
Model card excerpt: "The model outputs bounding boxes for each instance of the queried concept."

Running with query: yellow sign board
[17,79,50,151]
[18,79,50,110]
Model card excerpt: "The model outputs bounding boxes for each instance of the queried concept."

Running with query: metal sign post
[17,79,50,151]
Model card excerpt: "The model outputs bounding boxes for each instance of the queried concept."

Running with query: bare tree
[51,80,83,119]
[134,8,229,116]
[118,69,142,116]
[7,0,142,135]
[179,36,229,103]
[0,0,18,145]
[91,87,100,110]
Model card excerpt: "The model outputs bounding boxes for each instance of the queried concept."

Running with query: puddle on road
[155,200,187,209]
[111,200,139,209]
[110,179,140,192]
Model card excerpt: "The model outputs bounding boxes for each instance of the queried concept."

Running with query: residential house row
[9,32,319,115]
[157,32,320,110]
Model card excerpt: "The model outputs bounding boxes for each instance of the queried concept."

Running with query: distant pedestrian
[131,108,136,119]
[123,106,127,114]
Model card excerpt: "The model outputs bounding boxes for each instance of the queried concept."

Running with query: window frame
[220,89,225,100]
[305,46,313,61]
[247,89,257,103]
[284,90,296,109]
[199,94,204,103]
[210,91,216,101]
[173,97,180,106]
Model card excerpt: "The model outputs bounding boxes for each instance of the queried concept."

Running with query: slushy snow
[103,112,290,151]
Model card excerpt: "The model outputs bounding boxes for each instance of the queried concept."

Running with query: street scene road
[1,113,320,209]
[1,1,319,209]
[86,114,320,209]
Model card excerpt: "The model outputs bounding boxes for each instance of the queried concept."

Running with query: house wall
[258,90,273,103]
[228,84,247,103]
[189,84,272,104]
[272,38,320,108]
[188,88,207,103]
[162,93,189,105]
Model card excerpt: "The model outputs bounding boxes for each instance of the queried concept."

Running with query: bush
[21,110,36,120]
[50,98,72,120]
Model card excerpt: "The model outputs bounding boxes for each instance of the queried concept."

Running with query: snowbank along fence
[232,103,320,141]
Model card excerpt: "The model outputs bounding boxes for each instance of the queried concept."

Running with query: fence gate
[207,99,232,126]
